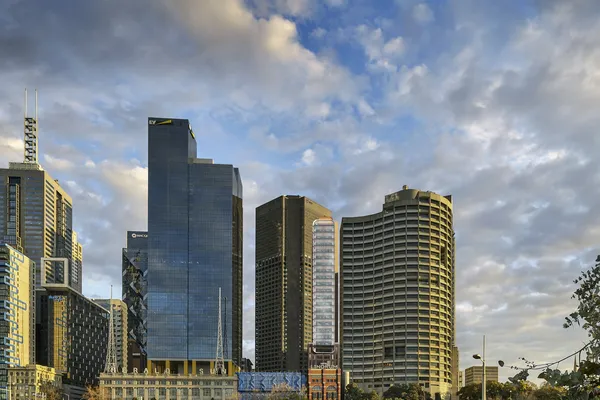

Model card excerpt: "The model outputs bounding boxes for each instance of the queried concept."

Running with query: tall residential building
[0,244,35,400]
[340,186,456,398]
[1,91,82,293]
[0,164,82,291]
[71,232,83,292]
[36,283,109,392]
[93,298,128,373]
[255,195,331,372]
[122,230,148,371]
[147,118,243,374]
[463,366,499,386]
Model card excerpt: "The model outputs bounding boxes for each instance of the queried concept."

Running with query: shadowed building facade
[255,196,331,372]
[341,186,456,398]
[147,118,243,374]
[122,230,148,371]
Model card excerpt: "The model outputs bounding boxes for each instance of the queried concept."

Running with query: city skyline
[0,0,596,385]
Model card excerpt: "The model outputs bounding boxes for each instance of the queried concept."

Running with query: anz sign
[148,119,173,126]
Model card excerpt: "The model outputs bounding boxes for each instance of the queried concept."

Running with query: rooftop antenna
[215,287,225,375]
[23,88,39,164]
[104,285,118,374]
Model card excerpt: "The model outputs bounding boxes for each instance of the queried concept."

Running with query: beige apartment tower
[255,195,332,372]
[341,186,456,398]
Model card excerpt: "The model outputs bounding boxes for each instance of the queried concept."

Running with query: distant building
[458,371,463,388]
[241,358,253,372]
[7,364,62,400]
[146,118,243,373]
[255,195,332,372]
[0,244,35,400]
[122,230,148,372]
[100,371,237,399]
[464,366,499,386]
[36,283,109,391]
[341,186,456,398]
[452,346,460,399]
[71,232,83,293]
[237,372,307,400]
[92,298,128,373]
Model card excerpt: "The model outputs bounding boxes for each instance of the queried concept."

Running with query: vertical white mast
[215,287,225,375]
[104,285,118,374]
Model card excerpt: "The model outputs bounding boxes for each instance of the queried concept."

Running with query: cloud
[412,3,434,24]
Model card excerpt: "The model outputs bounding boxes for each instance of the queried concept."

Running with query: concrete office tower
[122,230,148,371]
[36,283,109,397]
[147,118,243,374]
[93,298,129,373]
[463,366,499,386]
[341,186,456,398]
[255,196,331,372]
[0,244,35,399]
[71,232,83,292]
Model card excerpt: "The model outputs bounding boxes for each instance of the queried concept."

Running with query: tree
[268,383,308,400]
[383,383,429,400]
[345,383,366,400]
[39,380,64,400]
[506,257,600,398]
[533,383,567,400]
[82,385,108,400]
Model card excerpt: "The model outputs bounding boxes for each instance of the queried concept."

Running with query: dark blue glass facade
[147,118,243,364]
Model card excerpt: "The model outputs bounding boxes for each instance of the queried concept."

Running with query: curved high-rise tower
[340,186,455,398]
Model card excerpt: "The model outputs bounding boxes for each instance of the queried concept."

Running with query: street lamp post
[473,335,486,400]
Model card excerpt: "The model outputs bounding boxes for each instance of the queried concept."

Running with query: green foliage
[458,380,538,400]
[345,383,380,400]
[382,383,429,400]
[39,380,64,400]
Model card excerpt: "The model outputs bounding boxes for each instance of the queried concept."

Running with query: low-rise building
[308,368,342,400]
[464,366,499,386]
[7,364,62,400]
[100,371,237,400]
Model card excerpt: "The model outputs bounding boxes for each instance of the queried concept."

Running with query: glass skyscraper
[147,118,243,373]
[312,217,338,348]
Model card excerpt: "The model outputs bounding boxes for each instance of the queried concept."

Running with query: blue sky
[1,0,599,380]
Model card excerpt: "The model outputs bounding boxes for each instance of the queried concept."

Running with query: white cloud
[301,148,316,166]
[412,3,434,24]
[356,25,406,72]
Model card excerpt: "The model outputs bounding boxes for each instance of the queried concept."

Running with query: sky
[1,0,599,382]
